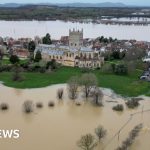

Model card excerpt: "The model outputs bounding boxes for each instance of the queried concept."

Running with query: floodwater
[0,20,150,41]
[0,84,150,150]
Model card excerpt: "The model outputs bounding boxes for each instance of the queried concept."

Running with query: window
[89,53,91,59]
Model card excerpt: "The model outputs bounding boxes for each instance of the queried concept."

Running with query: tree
[12,63,23,82]
[124,47,146,61]
[92,87,104,106]
[46,59,57,70]
[0,48,4,61]
[28,41,36,60]
[42,33,52,45]
[95,125,107,142]
[77,134,97,150]
[111,50,120,60]
[116,124,143,150]
[67,76,79,100]
[9,55,20,64]
[80,73,97,98]
[57,88,64,100]
[34,51,42,62]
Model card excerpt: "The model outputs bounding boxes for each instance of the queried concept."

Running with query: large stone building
[35,29,104,68]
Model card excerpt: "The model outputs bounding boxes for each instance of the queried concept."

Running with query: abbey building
[35,29,104,68]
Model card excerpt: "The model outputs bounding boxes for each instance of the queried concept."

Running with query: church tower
[69,28,83,49]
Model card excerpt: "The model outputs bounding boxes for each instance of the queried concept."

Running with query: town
[0,28,150,79]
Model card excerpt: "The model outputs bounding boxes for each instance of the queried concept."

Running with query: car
[142,57,150,63]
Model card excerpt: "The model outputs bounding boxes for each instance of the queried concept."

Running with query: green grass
[0,67,149,97]
[1,58,29,65]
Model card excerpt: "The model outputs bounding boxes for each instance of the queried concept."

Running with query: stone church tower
[69,29,83,49]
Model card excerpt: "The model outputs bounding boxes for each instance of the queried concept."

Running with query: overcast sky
[0,0,150,6]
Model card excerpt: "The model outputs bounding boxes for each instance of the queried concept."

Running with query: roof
[35,44,93,55]
[80,47,93,52]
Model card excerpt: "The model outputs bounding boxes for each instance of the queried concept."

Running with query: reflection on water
[0,84,149,150]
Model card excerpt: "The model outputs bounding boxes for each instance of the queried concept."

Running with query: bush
[39,67,46,73]
[0,65,12,72]
[0,103,9,111]
[95,125,107,141]
[9,55,20,64]
[114,64,128,75]
[36,102,43,108]
[23,100,33,113]
[126,99,140,109]
[46,59,58,70]
[113,104,124,111]
[101,63,113,74]
[48,101,55,107]
[57,88,64,100]
[76,102,81,106]
[81,67,90,73]
[116,124,143,150]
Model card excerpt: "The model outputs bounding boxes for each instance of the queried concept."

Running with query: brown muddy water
[0,84,150,150]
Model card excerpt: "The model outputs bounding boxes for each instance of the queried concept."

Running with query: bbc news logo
[0,130,20,139]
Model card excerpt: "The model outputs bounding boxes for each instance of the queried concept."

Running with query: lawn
[1,58,29,65]
[0,67,149,97]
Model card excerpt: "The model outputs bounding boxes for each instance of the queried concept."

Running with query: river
[0,20,150,41]
[0,84,150,150]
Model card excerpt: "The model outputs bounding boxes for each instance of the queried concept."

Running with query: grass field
[0,67,149,97]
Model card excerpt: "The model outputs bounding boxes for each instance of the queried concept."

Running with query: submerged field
[0,67,149,97]
[0,84,150,150]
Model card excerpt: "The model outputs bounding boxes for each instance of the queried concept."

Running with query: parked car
[142,57,150,63]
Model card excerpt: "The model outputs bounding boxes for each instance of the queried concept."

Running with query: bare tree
[67,76,79,100]
[57,88,64,100]
[80,73,98,98]
[116,124,143,150]
[23,100,33,113]
[12,63,23,82]
[77,134,97,150]
[95,125,107,142]
[92,87,104,106]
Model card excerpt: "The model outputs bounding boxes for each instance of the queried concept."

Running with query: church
[35,29,104,68]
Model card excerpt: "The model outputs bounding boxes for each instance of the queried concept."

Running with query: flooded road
[0,84,149,150]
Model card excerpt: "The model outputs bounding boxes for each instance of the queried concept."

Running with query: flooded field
[0,84,150,150]
[0,20,150,41]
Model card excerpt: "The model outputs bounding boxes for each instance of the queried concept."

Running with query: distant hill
[0,3,24,8]
[58,2,127,7]
[0,2,127,8]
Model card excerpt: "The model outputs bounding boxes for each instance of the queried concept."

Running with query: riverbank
[0,67,149,97]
